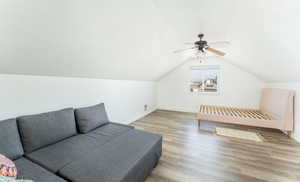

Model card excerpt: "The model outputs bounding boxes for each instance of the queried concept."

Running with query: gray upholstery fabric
[17,108,77,153]
[59,130,162,182]
[110,122,134,129]
[75,103,109,133]
[26,134,112,172]
[121,134,162,182]
[89,122,134,137]
[14,158,66,182]
[26,123,133,172]
[0,119,24,160]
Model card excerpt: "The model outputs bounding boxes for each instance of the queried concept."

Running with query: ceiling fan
[174,34,229,56]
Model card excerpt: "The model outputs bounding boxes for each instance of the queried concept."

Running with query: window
[190,65,220,93]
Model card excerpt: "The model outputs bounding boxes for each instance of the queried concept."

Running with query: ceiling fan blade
[206,47,226,56]
[208,41,230,48]
[184,42,195,45]
[173,47,197,53]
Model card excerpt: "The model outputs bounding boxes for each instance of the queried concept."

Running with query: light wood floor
[132,110,300,182]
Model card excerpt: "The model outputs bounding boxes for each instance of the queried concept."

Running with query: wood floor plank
[133,110,300,182]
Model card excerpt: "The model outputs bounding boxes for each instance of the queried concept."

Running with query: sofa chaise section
[58,129,162,182]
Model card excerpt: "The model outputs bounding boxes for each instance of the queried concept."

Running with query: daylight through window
[190,66,220,93]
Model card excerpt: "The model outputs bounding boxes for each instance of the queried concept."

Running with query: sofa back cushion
[17,108,77,153]
[0,119,24,160]
[75,103,109,133]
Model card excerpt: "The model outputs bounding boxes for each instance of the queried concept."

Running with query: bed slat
[199,105,273,120]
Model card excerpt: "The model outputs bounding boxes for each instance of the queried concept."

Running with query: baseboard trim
[157,109,196,115]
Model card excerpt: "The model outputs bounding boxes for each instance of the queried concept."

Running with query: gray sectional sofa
[0,104,162,182]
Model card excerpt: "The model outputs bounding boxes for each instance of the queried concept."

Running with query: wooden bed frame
[197,88,295,136]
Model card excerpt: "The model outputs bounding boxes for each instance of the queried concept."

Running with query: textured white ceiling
[0,0,299,82]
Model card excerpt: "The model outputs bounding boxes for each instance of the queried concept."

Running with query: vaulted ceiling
[153,0,300,82]
[0,0,299,82]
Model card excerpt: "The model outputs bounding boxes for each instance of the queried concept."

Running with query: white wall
[0,74,156,124]
[157,57,265,113]
[267,82,300,142]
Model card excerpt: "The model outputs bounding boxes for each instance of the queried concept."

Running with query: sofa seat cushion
[25,134,112,173]
[58,130,162,182]
[18,108,77,153]
[14,158,66,182]
[75,103,110,133]
[88,122,134,137]
[0,119,24,160]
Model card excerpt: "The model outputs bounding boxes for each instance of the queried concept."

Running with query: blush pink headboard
[260,88,295,131]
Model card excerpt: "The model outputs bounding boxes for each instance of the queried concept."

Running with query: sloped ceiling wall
[0,0,183,81]
[0,0,299,82]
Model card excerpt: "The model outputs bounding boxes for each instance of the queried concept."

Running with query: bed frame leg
[198,119,201,128]
[287,131,293,138]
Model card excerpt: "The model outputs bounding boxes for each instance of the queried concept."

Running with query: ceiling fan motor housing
[195,40,208,52]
